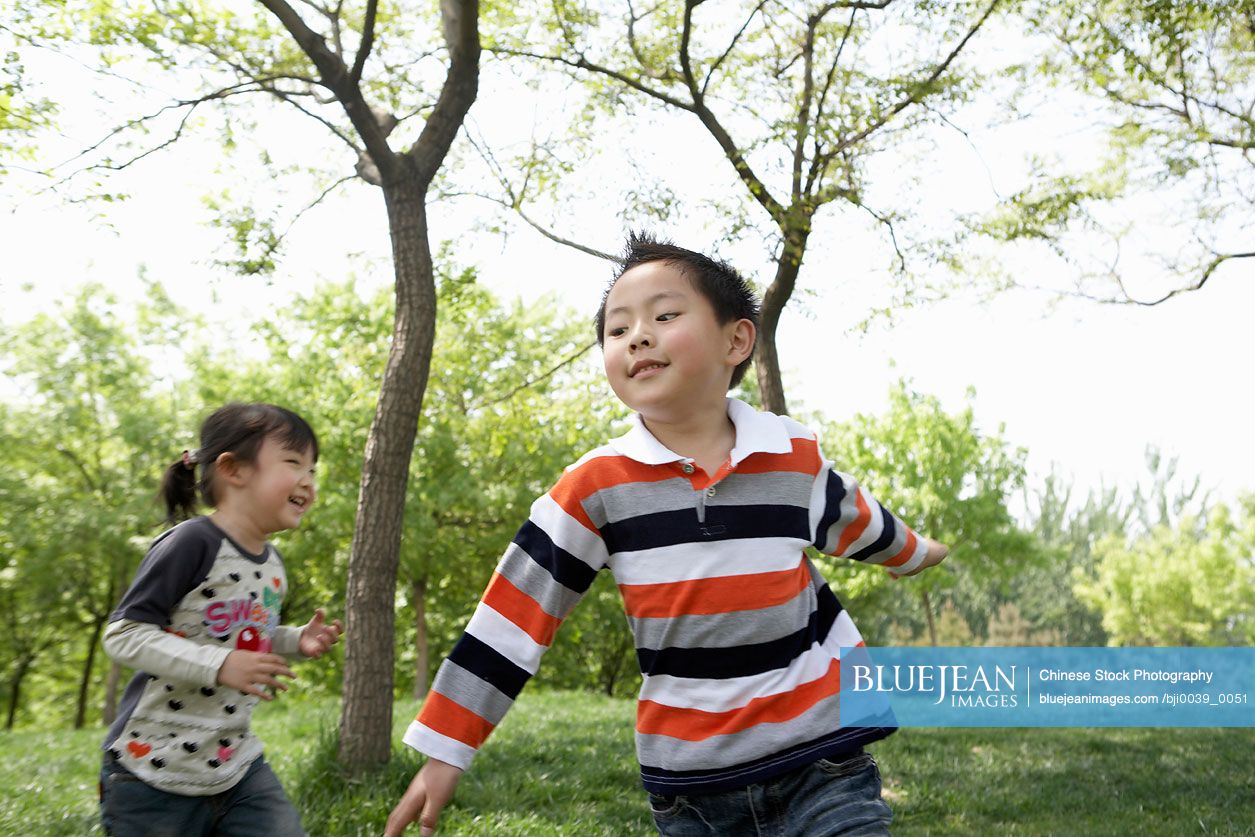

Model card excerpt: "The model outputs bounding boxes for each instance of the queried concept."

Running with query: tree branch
[700,0,768,97]
[678,0,786,225]
[257,0,396,183]
[492,47,693,111]
[833,0,1000,155]
[405,0,480,188]
[473,341,598,409]
[350,0,378,85]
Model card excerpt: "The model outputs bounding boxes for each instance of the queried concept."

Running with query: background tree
[487,0,1006,414]
[815,380,1040,645]
[29,0,482,769]
[1075,497,1255,646]
[976,0,1253,304]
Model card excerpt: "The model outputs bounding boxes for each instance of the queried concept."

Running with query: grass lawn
[2,691,1251,835]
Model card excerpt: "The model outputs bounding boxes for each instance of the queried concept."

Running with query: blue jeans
[648,752,893,836]
[99,753,305,837]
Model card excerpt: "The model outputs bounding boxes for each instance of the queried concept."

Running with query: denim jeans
[99,753,304,837]
[648,751,893,836]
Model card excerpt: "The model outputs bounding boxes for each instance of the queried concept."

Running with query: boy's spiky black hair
[595,232,760,389]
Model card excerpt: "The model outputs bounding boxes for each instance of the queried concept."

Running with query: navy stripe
[813,471,848,550]
[635,585,841,680]
[639,724,897,795]
[603,504,810,554]
[512,521,598,594]
[847,503,897,562]
[447,632,530,699]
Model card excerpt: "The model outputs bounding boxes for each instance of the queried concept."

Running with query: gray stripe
[627,586,815,650]
[589,477,696,524]
[430,659,514,726]
[708,471,814,509]
[635,689,842,772]
[496,543,584,619]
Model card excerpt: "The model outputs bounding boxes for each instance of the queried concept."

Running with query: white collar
[608,398,793,467]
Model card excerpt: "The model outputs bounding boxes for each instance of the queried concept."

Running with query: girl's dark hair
[595,231,761,388]
[160,403,318,523]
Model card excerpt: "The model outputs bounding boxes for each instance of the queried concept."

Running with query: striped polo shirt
[403,398,926,795]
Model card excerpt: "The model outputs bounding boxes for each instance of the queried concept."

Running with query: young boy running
[386,233,948,836]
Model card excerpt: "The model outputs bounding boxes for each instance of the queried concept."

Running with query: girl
[100,403,343,837]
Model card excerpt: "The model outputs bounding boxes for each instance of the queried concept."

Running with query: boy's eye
[608,327,626,337]
[656,312,678,322]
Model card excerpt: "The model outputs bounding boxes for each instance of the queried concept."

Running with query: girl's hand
[385,759,463,837]
[216,651,295,700]
[298,608,343,658]
[889,538,949,579]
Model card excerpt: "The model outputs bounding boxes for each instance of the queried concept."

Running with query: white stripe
[889,535,929,575]
[638,615,864,713]
[402,720,477,770]
[466,603,548,674]
[529,492,609,570]
[610,538,807,585]
[808,464,830,543]
[840,487,889,557]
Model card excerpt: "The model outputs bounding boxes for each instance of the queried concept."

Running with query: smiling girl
[99,403,342,837]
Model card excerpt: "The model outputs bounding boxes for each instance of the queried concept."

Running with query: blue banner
[838,647,1254,727]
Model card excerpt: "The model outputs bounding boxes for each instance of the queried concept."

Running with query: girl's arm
[104,619,296,699]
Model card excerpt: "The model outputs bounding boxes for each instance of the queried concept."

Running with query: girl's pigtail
[159,450,199,523]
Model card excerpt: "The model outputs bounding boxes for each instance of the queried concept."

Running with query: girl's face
[234,434,318,534]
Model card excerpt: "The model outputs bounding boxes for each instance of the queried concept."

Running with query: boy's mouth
[629,360,669,378]
[288,495,309,511]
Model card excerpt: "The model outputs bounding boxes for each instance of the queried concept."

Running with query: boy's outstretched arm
[385,758,463,837]
[889,538,948,579]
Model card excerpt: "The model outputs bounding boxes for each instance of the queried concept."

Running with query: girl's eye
[608,327,626,337]
[657,312,678,322]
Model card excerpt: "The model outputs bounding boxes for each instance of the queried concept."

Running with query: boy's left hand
[889,538,949,579]
[297,608,344,658]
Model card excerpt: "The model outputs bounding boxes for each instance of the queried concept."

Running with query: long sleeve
[403,471,610,769]
[810,445,928,575]
[103,618,233,688]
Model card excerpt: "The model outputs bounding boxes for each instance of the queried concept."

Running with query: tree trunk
[412,576,429,701]
[757,223,810,415]
[6,657,33,730]
[103,660,123,726]
[921,589,938,647]
[74,614,107,728]
[337,174,439,771]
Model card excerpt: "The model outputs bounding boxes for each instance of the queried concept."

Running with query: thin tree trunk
[338,176,439,770]
[74,615,107,729]
[103,660,123,726]
[6,657,32,730]
[412,577,429,701]
[757,224,810,415]
[922,589,938,647]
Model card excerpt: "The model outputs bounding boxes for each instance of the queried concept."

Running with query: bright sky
[4,25,1253,511]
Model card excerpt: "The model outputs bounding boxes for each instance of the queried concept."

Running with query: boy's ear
[726,318,756,366]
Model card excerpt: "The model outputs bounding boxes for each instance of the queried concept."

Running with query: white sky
[3,25,1253,511]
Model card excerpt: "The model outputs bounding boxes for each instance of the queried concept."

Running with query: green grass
[3,692,1252,835]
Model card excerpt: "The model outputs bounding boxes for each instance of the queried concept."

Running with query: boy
[386,233,948,836]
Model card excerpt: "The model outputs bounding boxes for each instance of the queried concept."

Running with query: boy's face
[601,261,753,422]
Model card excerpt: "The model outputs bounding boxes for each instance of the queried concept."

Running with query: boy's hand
[890,538,949,579]
[297,608,343,658]
[384,758,463,837]
[216,651,295,700]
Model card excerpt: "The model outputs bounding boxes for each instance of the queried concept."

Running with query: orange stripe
[637,658,841,741]
[733,437,820,476]
[833,487,871,555]
[550,454,680,533]
[481,572,562,646]
[883,528,919,568]
[619,562,811,618]
[416,691,495,749]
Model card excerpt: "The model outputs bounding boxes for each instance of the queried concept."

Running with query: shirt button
[706,487,717,498]
[681,463,695,474]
